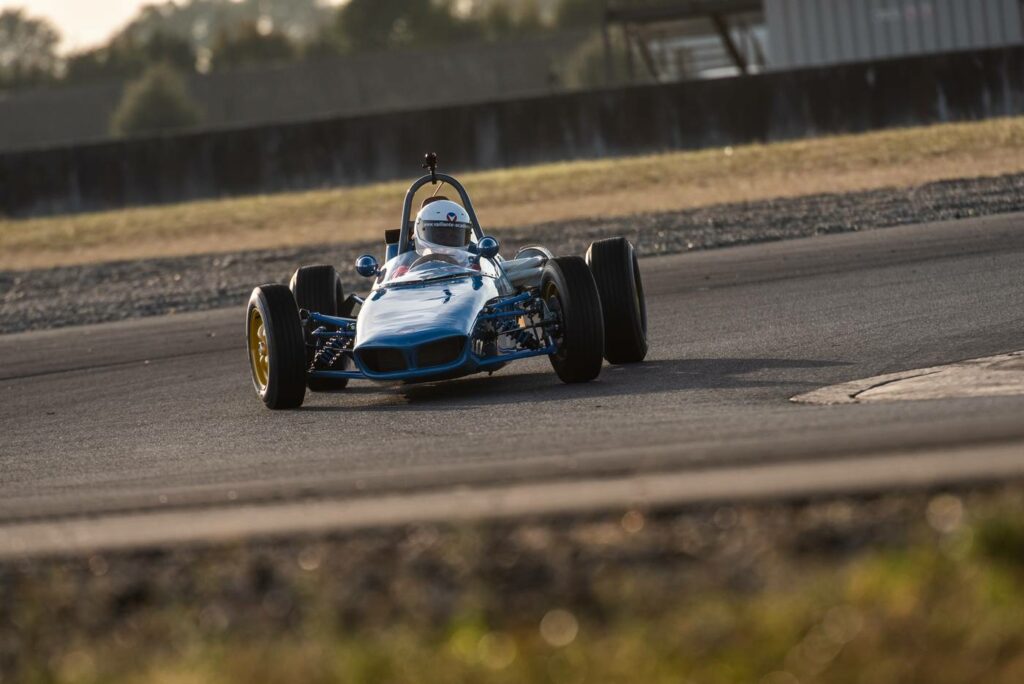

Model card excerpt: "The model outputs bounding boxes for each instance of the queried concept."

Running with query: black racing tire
[289,265,343,318]
[246,284,307,410]
[585,237,648,364]
[289,265,349,391]
[542,256,604,383]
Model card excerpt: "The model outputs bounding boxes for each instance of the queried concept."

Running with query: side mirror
[476,236,500,260]
[355,254,380,278]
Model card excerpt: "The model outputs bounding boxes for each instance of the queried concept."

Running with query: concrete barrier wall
[3,45,1023,218]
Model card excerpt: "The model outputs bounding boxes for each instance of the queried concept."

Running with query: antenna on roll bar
[422,152,438,185]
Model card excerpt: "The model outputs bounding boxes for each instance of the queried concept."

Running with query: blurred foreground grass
[3,116,1024,269]
[4,487,1024,683]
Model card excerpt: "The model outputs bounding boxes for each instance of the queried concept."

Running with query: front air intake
[356,347,408,373]
[417,336,467,368]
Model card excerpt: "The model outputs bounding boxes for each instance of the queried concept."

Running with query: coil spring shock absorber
[311,335,348,371]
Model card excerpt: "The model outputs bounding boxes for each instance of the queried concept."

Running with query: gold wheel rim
[248,307,270,391]
[543,281,558,305]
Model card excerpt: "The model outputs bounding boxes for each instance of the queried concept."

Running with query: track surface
[1,214,1023,527]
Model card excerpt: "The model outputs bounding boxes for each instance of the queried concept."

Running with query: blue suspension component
[308,311,357,332]
[476,309,529,321]
[472,289,557,360]
[305,314,355,373]
[486,291,532,310]
[311,333,349,372]
[475,344,556,366]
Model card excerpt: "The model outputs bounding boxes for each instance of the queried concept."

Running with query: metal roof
[605,0,763,24]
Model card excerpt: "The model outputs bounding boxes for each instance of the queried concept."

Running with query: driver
[391,198,478,279]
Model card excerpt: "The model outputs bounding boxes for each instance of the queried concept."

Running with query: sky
[2,0,347,53]
[2,0,154,52]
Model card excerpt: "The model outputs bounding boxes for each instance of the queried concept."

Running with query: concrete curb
[792,352,1024,405]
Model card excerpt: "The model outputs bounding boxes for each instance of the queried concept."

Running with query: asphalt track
[1,213,1023,550]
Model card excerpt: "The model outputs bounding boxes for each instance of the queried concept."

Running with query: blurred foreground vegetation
[4,487,1024,683]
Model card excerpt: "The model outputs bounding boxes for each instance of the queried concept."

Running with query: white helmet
[414,199,473,256]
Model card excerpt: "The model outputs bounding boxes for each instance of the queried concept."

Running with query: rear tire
[542,256,604,383]
[586,237,648,364]
[247,284,307,409]
[289,265,349,391]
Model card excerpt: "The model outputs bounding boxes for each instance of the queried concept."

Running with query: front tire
[247,284,307,409]
[542,256,604,383]
[289,265,349,391]
[586,237,648,364]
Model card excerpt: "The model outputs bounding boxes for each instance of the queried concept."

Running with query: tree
[0,9,61,89]
[333,0,479,52]
[559,29,646,89]
[110,63,203,136]
[141,32,197,73]
[209,22,296,70]
[555,0,605,28]
[121,0,332,54]
[66,32,196,84]
[479,0,546,40]
[301,32,346,60]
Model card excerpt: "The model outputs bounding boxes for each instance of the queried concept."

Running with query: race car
[246,154,647,409]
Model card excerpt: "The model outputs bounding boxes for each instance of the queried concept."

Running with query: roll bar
[398,172,485,254]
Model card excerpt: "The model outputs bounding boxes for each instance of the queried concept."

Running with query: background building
[765,0,1024,69]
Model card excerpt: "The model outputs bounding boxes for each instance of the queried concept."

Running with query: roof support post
[602,16,613,85]
[711,12,748,74]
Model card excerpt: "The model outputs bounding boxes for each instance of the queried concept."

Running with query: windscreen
[380,251,497,285]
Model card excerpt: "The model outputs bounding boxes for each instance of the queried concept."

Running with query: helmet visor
[419,221,472,248]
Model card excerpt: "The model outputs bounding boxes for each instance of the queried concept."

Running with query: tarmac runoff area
[793,352,1024,404]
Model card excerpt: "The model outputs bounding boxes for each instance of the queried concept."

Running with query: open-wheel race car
[246,154,648,409]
